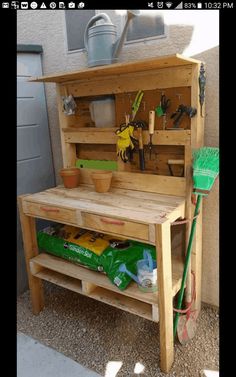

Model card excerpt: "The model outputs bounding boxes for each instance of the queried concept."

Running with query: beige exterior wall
[17,10,219,306]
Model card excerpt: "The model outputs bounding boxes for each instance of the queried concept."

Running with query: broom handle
[185,255,192,307]
[185,200,193,308]
[173,194,202,337]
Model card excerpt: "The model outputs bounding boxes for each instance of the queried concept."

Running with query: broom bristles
[192,147,219,192]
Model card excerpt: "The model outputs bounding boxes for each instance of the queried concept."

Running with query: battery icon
[197,2,202,8]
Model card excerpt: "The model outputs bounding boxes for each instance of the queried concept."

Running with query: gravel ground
[17,282,219,377]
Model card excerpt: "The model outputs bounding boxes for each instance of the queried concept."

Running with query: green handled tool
[155,93,170,129]
[131,90,144,121]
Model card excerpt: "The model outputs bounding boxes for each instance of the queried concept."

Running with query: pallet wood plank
[18,195,44,314]
[87,287,153,320]
[65,66,192,97]
[33,267,153,321]
[30,253,183,305]
[56,85,77,167]
[79,169,186,196]
[34,269,82,294]
[78,148,117,162]
[81,281,97,294]
[63,129,191,146]
[152,305,159,322]
[21,185,185,224]
[156,221,174,373]
[29,54,200,83]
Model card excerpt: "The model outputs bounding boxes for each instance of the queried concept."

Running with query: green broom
[173,147,219,337]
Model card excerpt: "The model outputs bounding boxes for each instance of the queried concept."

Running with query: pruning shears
[131,90,144,121]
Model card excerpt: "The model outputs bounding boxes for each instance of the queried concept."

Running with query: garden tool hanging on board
[148,110,155,160]
[62,94,77,115]
[155,93,170,129]
[133,121,146,171]
[131,90,144,121]
[170,104,197,128]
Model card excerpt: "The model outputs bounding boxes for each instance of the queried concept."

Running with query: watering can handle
[84,13,112,51]
[143,249,153,272]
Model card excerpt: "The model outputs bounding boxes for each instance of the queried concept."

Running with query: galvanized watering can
[84,11,140,67]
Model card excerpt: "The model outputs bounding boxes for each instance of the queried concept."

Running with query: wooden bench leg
[18,196,44,315]
[156,222,174,373]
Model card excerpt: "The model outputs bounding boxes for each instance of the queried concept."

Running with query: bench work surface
[22,185,185,225]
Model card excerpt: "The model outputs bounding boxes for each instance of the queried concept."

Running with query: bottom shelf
[30,253,184,322]
[34,267,154,321]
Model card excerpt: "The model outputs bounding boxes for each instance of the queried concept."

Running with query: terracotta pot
[60,168,80,189]
[91,170,112,193]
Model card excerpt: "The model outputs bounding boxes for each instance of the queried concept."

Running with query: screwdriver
[148,110,155,160]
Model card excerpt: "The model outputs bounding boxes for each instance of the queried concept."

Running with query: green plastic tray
[76,159,117,171]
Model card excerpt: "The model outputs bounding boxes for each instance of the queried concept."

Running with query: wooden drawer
[23,201,78,225]
[82,213,149,241]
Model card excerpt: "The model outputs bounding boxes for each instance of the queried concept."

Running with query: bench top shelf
[29,54,201,83]
[23,185,185,225]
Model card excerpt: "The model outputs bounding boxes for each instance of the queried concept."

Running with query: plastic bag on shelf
[100,239,157,290]
[37,224,115,271]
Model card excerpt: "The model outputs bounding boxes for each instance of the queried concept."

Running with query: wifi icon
[166,1,172,7]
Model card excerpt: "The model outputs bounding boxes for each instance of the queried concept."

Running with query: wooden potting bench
[18,54,204,373]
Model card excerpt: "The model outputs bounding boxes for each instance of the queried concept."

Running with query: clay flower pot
[60,168,80,189]
[91,170,112,193]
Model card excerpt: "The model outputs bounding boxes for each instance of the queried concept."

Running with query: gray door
[17,47,55,295]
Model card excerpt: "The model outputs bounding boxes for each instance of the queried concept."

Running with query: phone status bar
[1,1,234,9]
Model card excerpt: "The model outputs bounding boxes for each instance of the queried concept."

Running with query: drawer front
[23,201,78,225]
[82,213,149,241]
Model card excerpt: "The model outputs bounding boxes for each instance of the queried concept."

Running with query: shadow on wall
[161,24,194,54]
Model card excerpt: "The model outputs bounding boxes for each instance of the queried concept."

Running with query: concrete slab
[17,332,102,377]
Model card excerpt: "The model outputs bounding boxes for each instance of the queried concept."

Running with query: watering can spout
[112,10,140,59]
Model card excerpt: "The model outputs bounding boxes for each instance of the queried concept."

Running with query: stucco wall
[17,10,219,306]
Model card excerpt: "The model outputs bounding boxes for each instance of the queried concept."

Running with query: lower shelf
[30,253,184,322]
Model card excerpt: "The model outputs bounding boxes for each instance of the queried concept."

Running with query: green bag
[37,225,105,271]
[37,225,157,290]
[100,239,157,290]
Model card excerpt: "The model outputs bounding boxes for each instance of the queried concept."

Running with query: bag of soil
[100,239,157,290]
[37,224,116,271]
